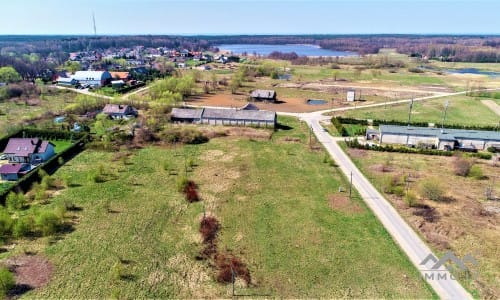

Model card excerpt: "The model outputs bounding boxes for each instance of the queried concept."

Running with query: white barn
[72,71,112,87]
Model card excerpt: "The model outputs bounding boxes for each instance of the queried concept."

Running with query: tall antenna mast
[92,11,97,36]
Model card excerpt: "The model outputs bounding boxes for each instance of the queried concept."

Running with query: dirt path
[481,100,500,117]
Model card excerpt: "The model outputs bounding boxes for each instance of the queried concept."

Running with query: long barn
[171,107,276,128]
[368,125,500,151]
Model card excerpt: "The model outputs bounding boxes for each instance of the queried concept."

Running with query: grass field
[5,117,436,298]
[0,88,78,136]
[343,147,500,299]
[340,95,500,126]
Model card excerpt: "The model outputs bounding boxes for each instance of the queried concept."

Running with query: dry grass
[346,148,500,298]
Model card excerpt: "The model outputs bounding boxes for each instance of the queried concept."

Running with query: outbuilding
[370,125,500,150]
[0,163,31,181]
[72,71,112,87]
[171,107,276,128]
[250,90,277,102]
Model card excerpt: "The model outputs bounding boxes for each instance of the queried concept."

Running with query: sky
[1,0,499,35]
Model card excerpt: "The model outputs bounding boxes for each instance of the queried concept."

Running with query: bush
[0,209,13,239]
[13,215,35,238]
[200,216,220,244]
[0,267,15,297]
[469,165,485,180]
[419,179,446,202]
[36,211,63,236]
[486,146,497,153]
[404,191,419,207]
[160,127,209,144]
[453,157,473,176]
[6,192,25,211]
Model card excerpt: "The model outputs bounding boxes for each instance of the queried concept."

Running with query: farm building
[56,77,78,86]
[72,71,112,87]
[171,107,276,128]
[3,138,55,164]
[0,163,31,181]
[368,125,500,150]
[102,104,138,119]
[250,90,277,102]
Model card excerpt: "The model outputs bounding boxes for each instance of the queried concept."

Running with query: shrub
[6,192,25,211]
[215,253,251,285]
[160,127,209,144]
[13,215,35,238]
[453,157,473,176]
[200,216,220,244]
[0,267,15,297]
[36,211,62,236]
[0,209,13,239]
[419,179,446,202]
[404,191,419,207]
[392,186,405,197]
[469,165,485,180]
[486,146,497,153]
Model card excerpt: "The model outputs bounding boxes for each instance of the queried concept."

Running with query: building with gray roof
[250,90,277,102]
[368,125,500,150]
[171,107,276,128]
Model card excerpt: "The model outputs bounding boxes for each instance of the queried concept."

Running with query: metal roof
[3,138,49,157]
[72,71,111,81]
[202,108,276,122]
[171,108,204,119]
[380,125,500,141]
[171,107,276,122]
[251,90,276,99]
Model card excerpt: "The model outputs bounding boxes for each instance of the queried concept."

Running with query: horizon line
[1,33,500,37]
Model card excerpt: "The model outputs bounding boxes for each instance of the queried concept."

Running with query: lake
[217,44,358,57]
[446,68,499,78]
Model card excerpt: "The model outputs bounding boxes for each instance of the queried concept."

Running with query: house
[250,90,277,102]
[368,125,500,150]
[109,71,131,81]
[102,104,138,119]
[72,70,112,87]
[0,163,31,181]
[171,107,276,128]
[3,138,56,164]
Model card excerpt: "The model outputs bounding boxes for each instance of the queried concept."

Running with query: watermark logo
[420,251,478,281]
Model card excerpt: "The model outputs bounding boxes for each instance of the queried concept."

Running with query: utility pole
[231,267,236,297]
[407,98,414,126]
[441,100,449,130]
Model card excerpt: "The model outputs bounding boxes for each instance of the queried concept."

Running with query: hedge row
[335,117,498,131]
[0,133,89,204]
[1,128,86,150]
[331,117,348,137]
[345,139,454,156]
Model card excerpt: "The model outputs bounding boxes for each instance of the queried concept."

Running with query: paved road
[301,114,472,300]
